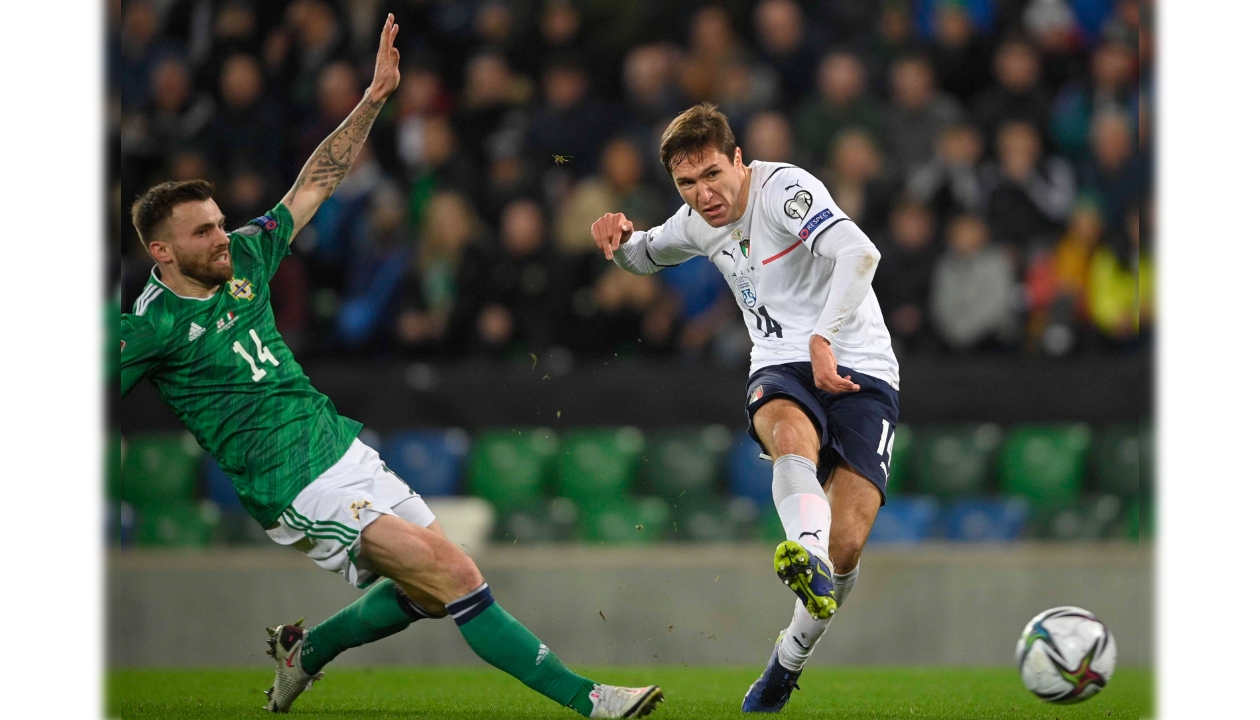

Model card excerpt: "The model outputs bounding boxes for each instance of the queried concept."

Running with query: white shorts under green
[266,438,437,588]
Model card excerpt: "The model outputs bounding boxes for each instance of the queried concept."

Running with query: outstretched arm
[281,14,401,239]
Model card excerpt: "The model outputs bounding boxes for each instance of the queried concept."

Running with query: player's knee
[829,535,864,575]
[769,419,816,460]
[439,543,484,595]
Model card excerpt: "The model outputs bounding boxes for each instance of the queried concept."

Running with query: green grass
[111,666,1152,719]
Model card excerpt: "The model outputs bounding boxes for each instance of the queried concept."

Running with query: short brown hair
[659,103,737,173]
[130,179,215,244]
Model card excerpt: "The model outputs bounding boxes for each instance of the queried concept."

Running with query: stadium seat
[134,499,221,548]
[644,425,732,504]
[1092,425,1141,499]
[556,427,646,508]
[578,497,669,545]
[466,428,558,513]
[1043,495,1126,541]
[867,495,939,544]
[202,456,242,509]
[885,424,913,495]
[380,428,471,497]
[942,497,1031,542]
[728,433,773,508]
[998,424,1093,513]
[121,432,205,508]
[910,424,1003,499]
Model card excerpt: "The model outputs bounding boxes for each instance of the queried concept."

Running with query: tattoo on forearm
[286,96,385,203]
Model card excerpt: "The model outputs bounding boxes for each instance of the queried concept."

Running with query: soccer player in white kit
[591,104,900,713]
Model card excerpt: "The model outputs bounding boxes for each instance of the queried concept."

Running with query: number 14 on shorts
[876,419,895,480]
[232,328,280,381]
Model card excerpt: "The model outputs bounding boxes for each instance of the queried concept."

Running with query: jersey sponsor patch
[250,214,279,232]
[736,276,757,308]
[798,208,834,240]
[784,189,813,220]
[228,277,255,301]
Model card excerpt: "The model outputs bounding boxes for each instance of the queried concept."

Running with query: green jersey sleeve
[228,202,295,282]
[120,313,167,397]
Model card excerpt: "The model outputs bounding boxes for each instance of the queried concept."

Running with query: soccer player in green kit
[120,14,662,718]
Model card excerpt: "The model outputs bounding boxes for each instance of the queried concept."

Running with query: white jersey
[627,161,899,389]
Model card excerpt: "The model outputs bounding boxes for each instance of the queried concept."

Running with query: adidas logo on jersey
[188,322,206,341]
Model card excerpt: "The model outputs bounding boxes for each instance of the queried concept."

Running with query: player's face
[671,147,748,227]
[162,198,233,287]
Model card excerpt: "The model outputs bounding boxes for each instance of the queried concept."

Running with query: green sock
[449,585,597,716]
[301,579,428,675]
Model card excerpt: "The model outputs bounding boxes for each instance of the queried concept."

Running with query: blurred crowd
[113,0,1153,365]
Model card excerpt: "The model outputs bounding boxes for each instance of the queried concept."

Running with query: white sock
[772,455,831,562]
[777,563,859,672]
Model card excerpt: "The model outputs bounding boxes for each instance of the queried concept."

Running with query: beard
[173,244,234,287]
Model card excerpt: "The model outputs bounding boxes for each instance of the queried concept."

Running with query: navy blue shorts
[745,362,900,504]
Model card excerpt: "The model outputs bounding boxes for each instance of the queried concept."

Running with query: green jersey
[120,203,362,526]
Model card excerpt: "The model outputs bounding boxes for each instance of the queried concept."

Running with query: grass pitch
[111,666,1151,719]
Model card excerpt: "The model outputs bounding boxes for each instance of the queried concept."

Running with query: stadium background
[111,0,1152,672]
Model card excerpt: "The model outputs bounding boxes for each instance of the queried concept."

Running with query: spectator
[680,5,743,103]
[873,198,939,353]
[202,54,283,179]
[930,214,1019,352]
[1024,198,1104,356]
[119,0,175,111]
[396,192,487,354]
[1050,40,1138,161]
[524,57,621,179]
[906,122,986,220]
[337,183,414,350]
[221,168,271,227]
[981,120,1075,256]
[713,60,780,136]
[623,43,686,130]
[407,115,478,226]
[743,111,798,165]
[556,138,667,257]
[752,0,816,108]
[1023,0,1089,93]
[792,50,886,169]
[122,56,217,164]
[192,1,262,95]
[885,54,965,175]
[928,1,993,104]
[377,66,450,182]
[825,129,897,237]
[1080,110,1140,238]
[971,37,1053,146]
[866,0,922,95]
[263,0,351,113]
[1088,205,1150,347]
[453,52,527,171]
[448,199,566,356]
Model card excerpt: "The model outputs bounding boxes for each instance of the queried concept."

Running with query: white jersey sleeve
[762,165,849,255]
[612,202,705,275]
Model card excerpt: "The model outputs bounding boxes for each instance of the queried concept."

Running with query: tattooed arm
[280,14,401,240]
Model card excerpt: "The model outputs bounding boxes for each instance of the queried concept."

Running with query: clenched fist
[591,212,635,260]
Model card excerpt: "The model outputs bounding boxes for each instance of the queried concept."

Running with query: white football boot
[263,619,324,713]
[588,683,665,718]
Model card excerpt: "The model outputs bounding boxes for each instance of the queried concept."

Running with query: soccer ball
[1016,606,1117,704]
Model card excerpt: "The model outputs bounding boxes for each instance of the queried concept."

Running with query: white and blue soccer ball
[1016,606,1117,704]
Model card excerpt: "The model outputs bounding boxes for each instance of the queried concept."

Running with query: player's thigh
[822,460,882,573]
[359,515,483,604]
[752,399,822,460]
